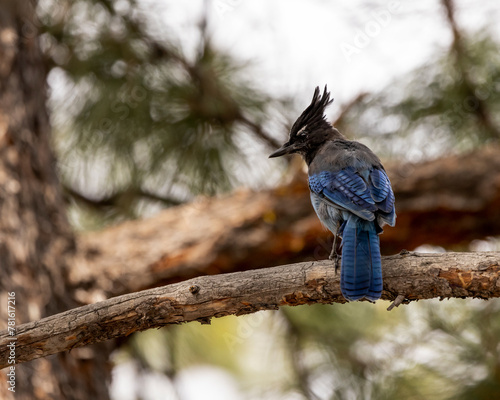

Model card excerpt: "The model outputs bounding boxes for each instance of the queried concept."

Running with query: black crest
[290,86,334,139]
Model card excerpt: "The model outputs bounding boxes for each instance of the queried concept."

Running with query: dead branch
[1,251,499,369]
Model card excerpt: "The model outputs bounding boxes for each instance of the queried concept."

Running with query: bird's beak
[269,142,296,158]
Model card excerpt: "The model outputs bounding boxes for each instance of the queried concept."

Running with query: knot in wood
[189,285,200,295]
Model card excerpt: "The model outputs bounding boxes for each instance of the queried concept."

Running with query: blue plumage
[309,161,395,301]
[270,86,396,302]
[340,217,380,301]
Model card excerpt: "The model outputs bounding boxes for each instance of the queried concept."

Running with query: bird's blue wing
[369,168,390,203]
[370,168,396,226]
[309,167,395,224]
[309,167,377,221]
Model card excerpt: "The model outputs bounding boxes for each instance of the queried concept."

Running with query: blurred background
[35,0,500,398]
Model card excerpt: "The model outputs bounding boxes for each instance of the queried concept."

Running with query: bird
[269,86,396,302]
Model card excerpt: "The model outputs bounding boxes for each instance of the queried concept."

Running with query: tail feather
[366,230,382,300]
[340,216,382,301]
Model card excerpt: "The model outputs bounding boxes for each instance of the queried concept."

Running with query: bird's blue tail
[340,216,382,301]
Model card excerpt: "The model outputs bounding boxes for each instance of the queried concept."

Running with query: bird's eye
[297,126,307,137]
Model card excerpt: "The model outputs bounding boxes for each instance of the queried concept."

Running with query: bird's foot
[329,250,340,275]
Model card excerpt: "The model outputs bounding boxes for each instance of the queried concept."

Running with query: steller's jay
[269,86,396,302]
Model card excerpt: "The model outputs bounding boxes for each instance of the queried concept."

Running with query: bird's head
[269,86,341,161]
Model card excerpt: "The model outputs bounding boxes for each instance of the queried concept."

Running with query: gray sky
[150,0,500,110]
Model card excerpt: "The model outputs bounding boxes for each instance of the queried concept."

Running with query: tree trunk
[0,2,110,398]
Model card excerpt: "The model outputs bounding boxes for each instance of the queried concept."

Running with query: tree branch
[1,251,499,369]
[63,185,183,209]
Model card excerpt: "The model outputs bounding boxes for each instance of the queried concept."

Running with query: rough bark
[385,145,500,251]
[74,145,500,300]
[2,251,499,369]
[0,2,110,398]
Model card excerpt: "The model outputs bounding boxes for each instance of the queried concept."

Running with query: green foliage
[116,299,500,400]
[41,0,289,226]
[337,31,500,160]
